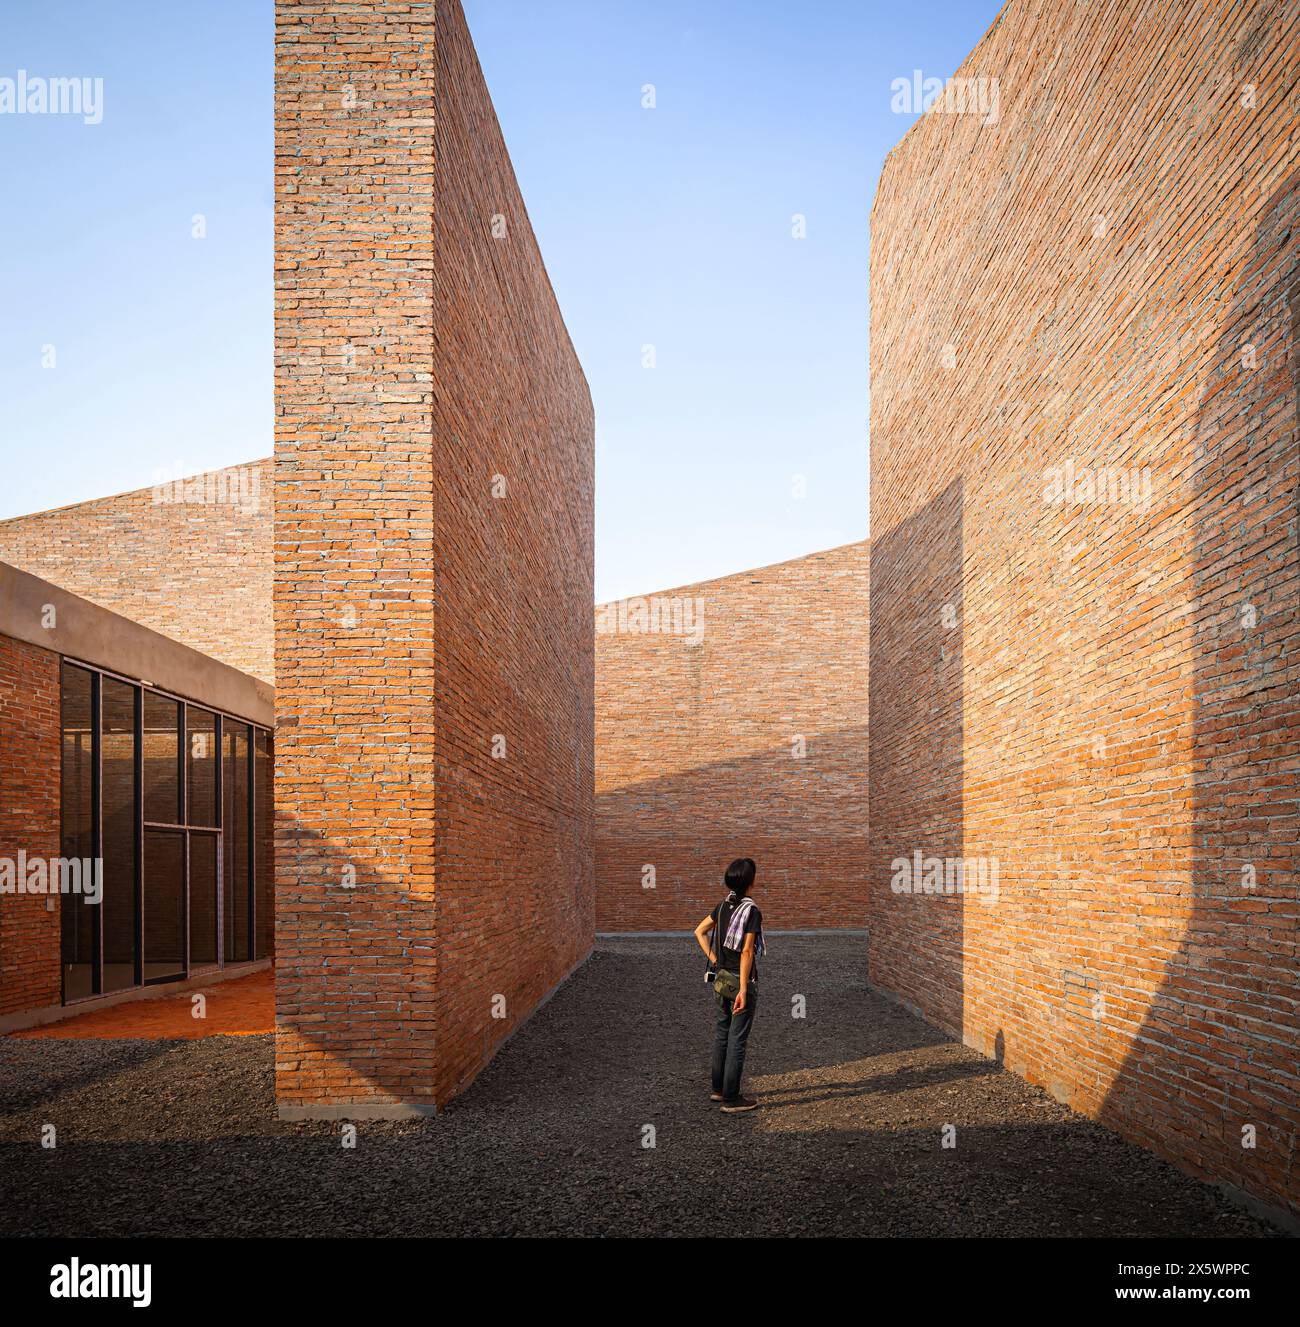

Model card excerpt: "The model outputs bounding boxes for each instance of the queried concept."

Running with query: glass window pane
[142,830,185,980]
[254,730,273,961]
[143,693,180,824]
[101,678,137,993]
[189,833,218,967]
[60,664,95,1000]
[223,723,250,963]
[187,707,217,826]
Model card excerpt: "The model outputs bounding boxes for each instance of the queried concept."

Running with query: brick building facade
[869,0,1298,1219]
[0,460,272,683]
[273,0,594,1116]
[0,561,274,1027]
[0,634,61,1016]
[595,542,869,932]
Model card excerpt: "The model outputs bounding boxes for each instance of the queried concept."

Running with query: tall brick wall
[0,460,272,683]
[869,0,1299,1220]
[274,0,593,1116]
[0,635,62,1016]
[596,542,869,933]
[431,0,595,1100]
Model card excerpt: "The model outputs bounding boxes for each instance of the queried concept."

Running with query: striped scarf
[721,893,766,956]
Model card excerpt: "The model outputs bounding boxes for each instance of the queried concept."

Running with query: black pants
[711,987,757,1101]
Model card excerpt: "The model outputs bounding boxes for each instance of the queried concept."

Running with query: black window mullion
[90,670,103,997]
[214,713,224,968]
[177,703,187,831]
[133,684,144,988]
[178,704,188,978]
[247,724,256,963]
[182,831,190,978]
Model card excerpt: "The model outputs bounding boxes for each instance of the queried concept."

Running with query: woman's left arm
[694,915,717,964]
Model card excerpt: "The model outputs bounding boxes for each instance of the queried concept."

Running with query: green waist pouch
[712,968,741,1002]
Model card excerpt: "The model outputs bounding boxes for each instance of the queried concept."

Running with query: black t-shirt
[711,896,761,982]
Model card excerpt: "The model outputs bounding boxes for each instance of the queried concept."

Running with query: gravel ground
[0,937,1283,1238]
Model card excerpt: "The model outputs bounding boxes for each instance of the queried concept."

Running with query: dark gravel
[0,936,1283,1237]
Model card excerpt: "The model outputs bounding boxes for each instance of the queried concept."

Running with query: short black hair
[725,858,756,896]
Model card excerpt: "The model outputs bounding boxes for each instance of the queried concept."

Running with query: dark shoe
[709,1091,724,1102]
[720,1095,759,1113]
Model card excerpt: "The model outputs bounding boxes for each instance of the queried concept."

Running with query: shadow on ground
[0,938,1282,1238]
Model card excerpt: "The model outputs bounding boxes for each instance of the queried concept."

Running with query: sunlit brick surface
[0,461,273,683]
[595,542,869,932]
[869,0,1299,1218]
[0,636,61,1015]
[273,0,593,1114]
[12,969,273,1039]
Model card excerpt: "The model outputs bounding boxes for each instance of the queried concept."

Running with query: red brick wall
[596,542,868,932]
[0,460,272,683]
[869,0,1299,1219]
[273,0,438,1117]
[0,635,62,1015]
[431,0,595,1101]
[274,0,593,1115]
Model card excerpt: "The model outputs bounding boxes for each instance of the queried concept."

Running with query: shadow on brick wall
[594,726,870,931]
[1098,171,1300,1220]
[272,819,439,1114]
[273,809,591,1115]
[866,478,966,1032]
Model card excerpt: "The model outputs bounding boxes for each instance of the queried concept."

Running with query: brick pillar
[274,0,438,1118]
[274,0,594,1118]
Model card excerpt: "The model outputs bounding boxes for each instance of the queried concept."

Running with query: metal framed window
[58,659,271,1005]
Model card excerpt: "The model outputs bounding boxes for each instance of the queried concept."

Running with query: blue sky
[0,0,1003,602]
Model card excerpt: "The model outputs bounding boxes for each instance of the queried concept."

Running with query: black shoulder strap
[717,895,734,952]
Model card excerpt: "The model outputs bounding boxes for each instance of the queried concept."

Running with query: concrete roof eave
[0,560,274,727]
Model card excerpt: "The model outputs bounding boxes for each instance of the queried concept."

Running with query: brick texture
[595,542,869,932]
[869,0,1299,1218]
[273,0,593,1114]
[0,635,62,1015]
[0,460,272,683]
[430,0,595,1101]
